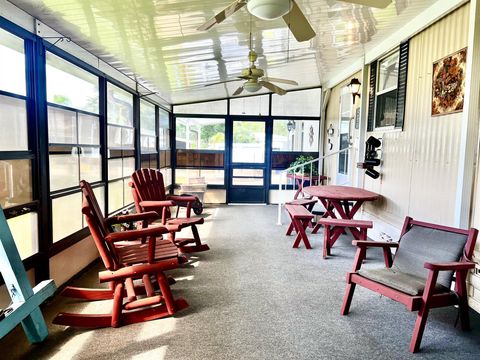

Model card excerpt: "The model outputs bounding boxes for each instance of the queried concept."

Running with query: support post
[454,0,480,228]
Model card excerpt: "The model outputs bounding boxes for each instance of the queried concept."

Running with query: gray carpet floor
[2,205,480,359]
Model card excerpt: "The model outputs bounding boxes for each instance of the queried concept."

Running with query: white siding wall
[364,4,470,228]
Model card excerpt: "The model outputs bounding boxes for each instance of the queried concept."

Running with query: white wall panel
[363,4,469,228]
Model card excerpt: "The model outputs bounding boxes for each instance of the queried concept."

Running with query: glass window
[0,159,32,208]
[173,100,227,115]
[48,107,77,144]
[176,118,225,150]
[272,120,319,152]
[375,51,399,128]
[8,212,38,260]
[107,83,133,126]
[52,192,83,242]
[271,88,321,117]
[49,148,80,191]
[46,52,99,113]
[232,121,265,163]
[78,114,100,145]
[48,107,101,191]
[175,169,224,185]
[140,100,157,154]
[107,82,135,213]
[0,95,28,151]
[0,28,26,96]
[230,95,269,116]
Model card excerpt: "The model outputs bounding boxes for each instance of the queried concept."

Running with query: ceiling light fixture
[243,81,262,93]
[348,77,361,104]
[247,0,293,20]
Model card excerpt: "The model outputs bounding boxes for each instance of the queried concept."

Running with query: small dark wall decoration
[354,107,360,129]
[432,47,467,116]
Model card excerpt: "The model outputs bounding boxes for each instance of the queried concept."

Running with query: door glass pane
[0,28,26,96]
[233,169,263,177]
[232,178,264,186]
[0,159,32,208]
[0,95,28,151]
[232,121,265,163]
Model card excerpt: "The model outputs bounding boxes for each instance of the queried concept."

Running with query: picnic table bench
[285,204,315,249]
[318,218,373,258]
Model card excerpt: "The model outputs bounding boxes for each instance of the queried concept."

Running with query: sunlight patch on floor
[131,345,168,360]
[49,331,94,360]
[135,317,177,342]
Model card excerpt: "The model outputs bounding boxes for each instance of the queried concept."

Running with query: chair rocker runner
[340,216,478,352]
[53,180,188,328]
[130,168,209,253]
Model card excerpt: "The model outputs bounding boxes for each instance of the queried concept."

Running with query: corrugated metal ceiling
[8,0,438,104]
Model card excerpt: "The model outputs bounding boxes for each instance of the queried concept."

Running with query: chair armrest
[352,240,399,249]
[167,195,197,203]
[424,261,476,271]
[107,211,159,224]
[139,200,176,208]
[99,258,179,282]
[105,226,171,242]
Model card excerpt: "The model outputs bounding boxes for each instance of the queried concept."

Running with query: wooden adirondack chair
[52,180,188,328]
[341,216,478,352]
[130,168,209,253]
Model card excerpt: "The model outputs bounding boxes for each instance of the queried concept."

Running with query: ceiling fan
[205,49,298,96]
[197,0,392,42]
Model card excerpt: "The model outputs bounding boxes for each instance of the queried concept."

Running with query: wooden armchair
[341,216,478,352]
[52,180,188,328]
[130,168,209,253]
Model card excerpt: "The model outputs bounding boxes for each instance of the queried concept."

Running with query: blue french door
[227,119,268,203]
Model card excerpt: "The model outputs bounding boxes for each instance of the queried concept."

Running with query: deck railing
[276,147,352,225]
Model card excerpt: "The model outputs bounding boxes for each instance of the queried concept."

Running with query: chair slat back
[132,169,167,202]
[394,217,478,289]
[80,180,120,270]
[131,169,171,218]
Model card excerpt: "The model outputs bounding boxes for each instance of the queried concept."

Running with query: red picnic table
[303,185,380,251]
[287,173,328,200]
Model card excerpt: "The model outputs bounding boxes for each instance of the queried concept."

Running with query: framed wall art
[431,47,467,116]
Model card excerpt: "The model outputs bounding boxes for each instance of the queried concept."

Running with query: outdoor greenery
[288,155,318,176]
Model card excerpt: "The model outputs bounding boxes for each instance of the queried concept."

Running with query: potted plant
[288,155,318,176]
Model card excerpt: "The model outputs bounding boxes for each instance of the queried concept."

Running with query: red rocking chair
[53,180,188,328]
[341,216,478,352]
[130,168,209,253]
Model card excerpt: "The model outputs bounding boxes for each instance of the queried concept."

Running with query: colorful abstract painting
[432,48,467,116]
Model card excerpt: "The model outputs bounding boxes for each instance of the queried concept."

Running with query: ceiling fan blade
[233,86,244,96]
[259,81,287,96]
[282,0,316,42]
[262,77,298,86]
[197,0,247,31]
[204,79,241,87]
[340,0,392,8]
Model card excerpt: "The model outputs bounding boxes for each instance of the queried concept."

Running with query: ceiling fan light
[247,0,293,20]
[243,81,262,92]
